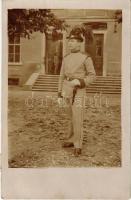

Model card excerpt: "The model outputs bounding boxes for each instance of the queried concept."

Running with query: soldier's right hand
[70,79,80,87]
[57,97,63,107]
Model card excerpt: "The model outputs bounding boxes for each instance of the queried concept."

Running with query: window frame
[8,34,22,65]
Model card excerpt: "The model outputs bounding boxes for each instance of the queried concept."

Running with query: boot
[74,148,82,157]
[62,142,74,148]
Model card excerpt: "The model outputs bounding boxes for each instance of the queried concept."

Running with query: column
[103,31,107,77]
[40,33,46,74]
[81,36,85,52]
[62,30,67,57]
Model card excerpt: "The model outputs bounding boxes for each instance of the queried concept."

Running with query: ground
[8,86,121,168]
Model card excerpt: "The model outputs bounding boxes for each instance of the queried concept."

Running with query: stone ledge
[23,72,39,91]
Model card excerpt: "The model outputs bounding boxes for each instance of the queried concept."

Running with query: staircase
[32,74,121,94]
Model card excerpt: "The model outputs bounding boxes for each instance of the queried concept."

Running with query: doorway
[45,34,63,75]
[45,32,104,76]
[85,33,104,76]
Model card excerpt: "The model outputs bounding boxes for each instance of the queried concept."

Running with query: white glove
[70,79,80,87]
[57,97,63,107]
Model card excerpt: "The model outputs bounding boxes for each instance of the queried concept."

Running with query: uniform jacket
[58,51,96,97]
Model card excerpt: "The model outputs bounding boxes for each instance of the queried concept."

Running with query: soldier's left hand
[70,79,80,87]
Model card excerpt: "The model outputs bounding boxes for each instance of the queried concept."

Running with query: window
[8,34,21,63]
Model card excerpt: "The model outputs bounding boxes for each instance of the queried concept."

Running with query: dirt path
[8,88,121,167]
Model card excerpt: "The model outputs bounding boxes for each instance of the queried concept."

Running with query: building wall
[20,32,45,85]
[8,32,45,85]
[62,21,122,76]
[21,32,44,63]
[53,9,122,76]
[8,64,22,85]
[52,9,115,19]
[8,9,122,85]
[106,22,122,76]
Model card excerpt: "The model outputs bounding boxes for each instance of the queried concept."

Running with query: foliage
[8,9,67,39]
[114,10,122,23]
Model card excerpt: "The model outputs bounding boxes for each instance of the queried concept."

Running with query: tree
[114,10,122,23]
[8,9,67,39]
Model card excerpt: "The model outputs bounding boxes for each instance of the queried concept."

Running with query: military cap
[67,33,83,42]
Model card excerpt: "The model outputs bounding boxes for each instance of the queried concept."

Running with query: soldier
[58,32,96,157]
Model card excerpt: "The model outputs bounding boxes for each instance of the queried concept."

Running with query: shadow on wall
[19,62,40,86]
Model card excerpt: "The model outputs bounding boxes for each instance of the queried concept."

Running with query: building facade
[8,9,122,85]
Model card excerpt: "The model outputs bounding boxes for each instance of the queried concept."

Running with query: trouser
[63,88,86,148]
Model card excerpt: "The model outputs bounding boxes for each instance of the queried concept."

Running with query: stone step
[32,85,121,91]
[34,82,121,86]
[33,86,121,90]
[39,75,121,79]
[33,82,121,87]
[36,78,121,82]
[37,78,121,82]
[33,79,121,84]
[32,75,121,94]
[32,88,121,94]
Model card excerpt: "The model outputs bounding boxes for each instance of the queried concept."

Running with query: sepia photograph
[2,0,131,198]
[7,9,122,168]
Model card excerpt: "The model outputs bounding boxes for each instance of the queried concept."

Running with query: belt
[65,76,75,81]
[65,76,82,104]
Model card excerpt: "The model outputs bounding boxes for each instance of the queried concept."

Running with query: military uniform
[58,34,96,155]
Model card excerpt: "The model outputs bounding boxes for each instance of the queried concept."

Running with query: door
[45,34,63,75]
[85,33,104,76]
